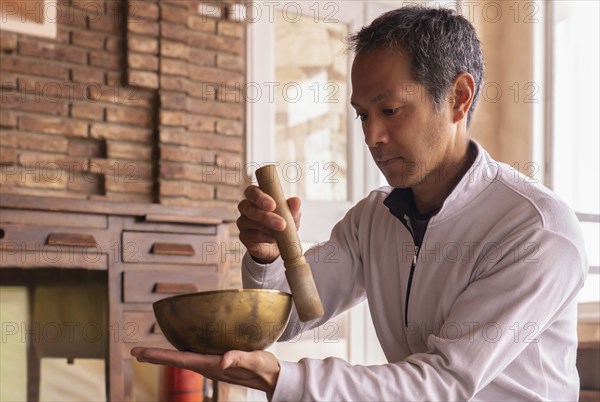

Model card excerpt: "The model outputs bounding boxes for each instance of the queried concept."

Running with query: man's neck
[411,141,476,215]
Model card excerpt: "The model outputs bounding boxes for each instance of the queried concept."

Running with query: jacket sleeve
[269,226,587,401]
[242,199,368,340]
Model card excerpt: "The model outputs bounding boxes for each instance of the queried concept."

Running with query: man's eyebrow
[350,89,394,108]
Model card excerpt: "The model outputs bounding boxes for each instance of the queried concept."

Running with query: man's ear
[451,72,475,124]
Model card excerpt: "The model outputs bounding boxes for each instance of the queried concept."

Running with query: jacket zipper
[404,244,419,328]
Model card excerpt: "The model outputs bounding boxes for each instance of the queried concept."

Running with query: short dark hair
[348,6,484,127]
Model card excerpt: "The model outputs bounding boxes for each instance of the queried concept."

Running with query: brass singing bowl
[153,289,293,355]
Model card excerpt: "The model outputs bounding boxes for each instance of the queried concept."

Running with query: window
[246,0,388,374]
[548,0,599,302]
[0,0,57,38]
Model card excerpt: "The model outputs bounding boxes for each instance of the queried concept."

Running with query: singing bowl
[153,289,293,355]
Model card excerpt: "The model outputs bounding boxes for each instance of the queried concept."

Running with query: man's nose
[363,117,388,147]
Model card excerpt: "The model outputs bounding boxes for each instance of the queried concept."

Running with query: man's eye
[355,113,367,121]
[383,108,399,116]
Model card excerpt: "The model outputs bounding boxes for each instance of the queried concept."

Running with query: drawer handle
[47,233,97,247]
[151,242,195,256]
[153,282,198,294]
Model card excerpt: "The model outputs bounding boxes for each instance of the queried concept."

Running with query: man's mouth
[376,156,402,166]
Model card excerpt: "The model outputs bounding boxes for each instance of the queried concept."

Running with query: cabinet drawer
[122,269,218,303]
[122,231,219,265]
[121,311,170,357]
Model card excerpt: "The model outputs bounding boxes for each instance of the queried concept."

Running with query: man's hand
[130,347,281,394]
[237,185,301,263]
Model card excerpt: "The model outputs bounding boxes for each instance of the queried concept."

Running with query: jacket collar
[384,140,492,225]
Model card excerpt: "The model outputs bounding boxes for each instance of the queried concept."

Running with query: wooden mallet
[255,165,325,322]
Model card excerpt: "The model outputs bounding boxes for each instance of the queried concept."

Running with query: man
[132,6,588,400]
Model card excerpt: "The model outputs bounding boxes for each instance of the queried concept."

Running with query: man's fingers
[238,199,286,231]
[130,347,219,370]
[243,185,276,211]
[221,351,279,378]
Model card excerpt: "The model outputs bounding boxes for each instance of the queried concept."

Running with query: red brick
[91,158,153,178]
[71,30,107,49]
[90,123,152,142]
[128,71,159,89]
[188,66,244,87]
[217,87,244,104]
[187,99,243,120]
[1,72,17,90]
[0,32,17,53]
[0,130,68,152]
[0,110,17,128]
[216,53,244,72]
[106,106,152,127]
[7,163,70,190]
[162,0,190,7]
[67,138,105,157]
[186,80,216,99]
[186,114,216,132]
[106,71,121,86]
[188,48,215,66]
[67,173,104,194]
[86,85,152,107]
[57,5,88,28]
[16,75,88,101]
[188,15,216,33]
[189,133,243,152]
[89,50,121,70]
[19,115,89,137]
[161,22,189,43]
[160,110,187,126]
[161,144,214,164]
[71,102,105,121]
[160,58,189,77]
[2,94,69,116]
[71,66,106,84]
[18,152,88,171]
[19,41,88,65]
[216,184,242,201]
[54,27,71,44]
[196,2,223,19]
[127,53,158,71]
[160,3,189,24]
[217,21,244,38]
[127,35,158,54]
[129,1,159,21]
[216,151,243,168]
[160,162,236,185]
[0,147,17,164]
[161,40,189,60]
[188,32,243,55]
[160,92,187,111]
[128,19,160,36]
[106,141,153,160]
[105,36,122,53]
[216,118,243,136]
[160,75,189,92]
[1,55,69,79]
[159,127,186,145]
[160,179,213,200]
[105,176,153,194]
[89,14,120,34]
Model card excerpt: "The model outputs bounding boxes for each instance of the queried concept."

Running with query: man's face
[350,48,456,189]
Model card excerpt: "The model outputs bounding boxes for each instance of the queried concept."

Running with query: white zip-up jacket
[242,142,588,401]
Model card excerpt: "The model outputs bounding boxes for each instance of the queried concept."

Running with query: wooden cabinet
[0,194,236,401]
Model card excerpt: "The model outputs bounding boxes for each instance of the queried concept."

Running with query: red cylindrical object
[161,366,204,402]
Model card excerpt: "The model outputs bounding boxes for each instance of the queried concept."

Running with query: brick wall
[0,0,246,217]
